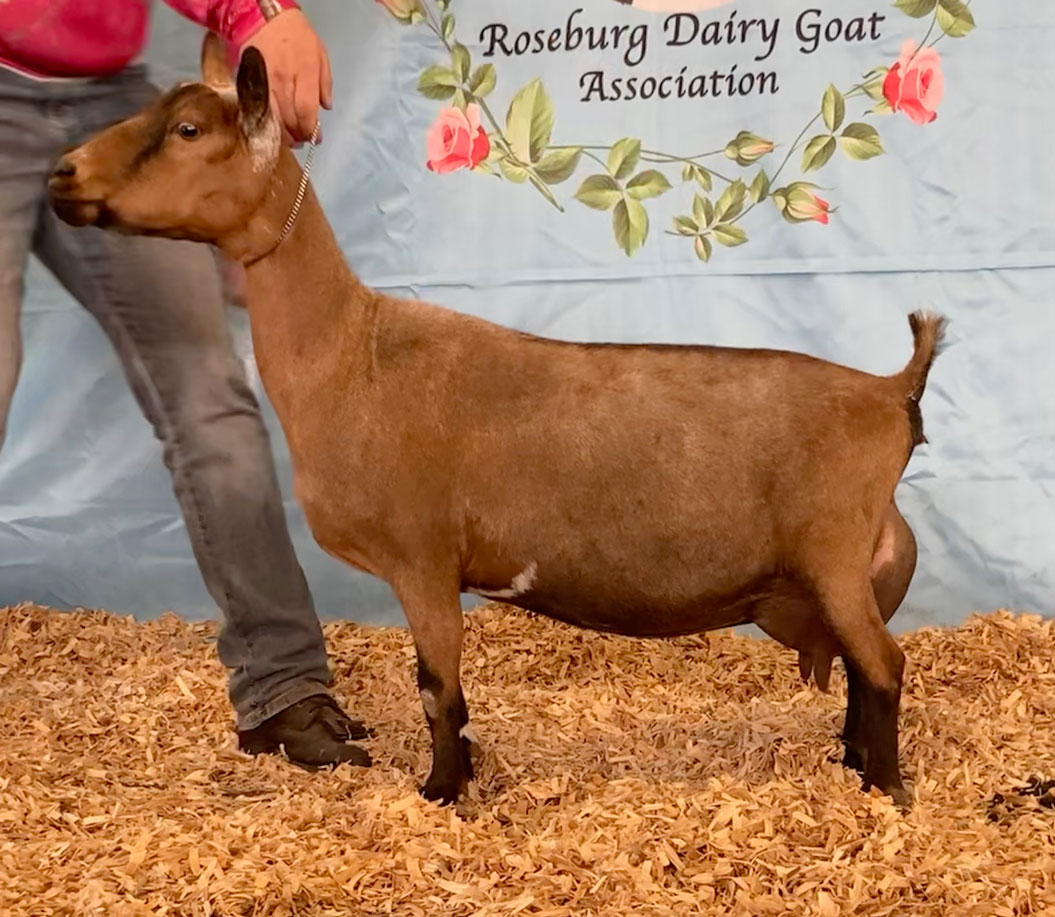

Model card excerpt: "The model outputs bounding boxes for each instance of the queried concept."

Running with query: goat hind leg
[842,662,866,774]
[813,569,909,808]
[399,580,473,805]
[843,504,918,774]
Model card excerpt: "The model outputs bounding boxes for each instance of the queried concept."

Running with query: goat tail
[894,310,947,446]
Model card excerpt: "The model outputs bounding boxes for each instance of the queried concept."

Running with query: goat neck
[231,148,374,411]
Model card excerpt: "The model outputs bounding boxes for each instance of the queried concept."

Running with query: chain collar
[243,121,320,267]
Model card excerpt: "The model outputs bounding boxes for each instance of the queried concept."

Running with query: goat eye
[176,122,200,139]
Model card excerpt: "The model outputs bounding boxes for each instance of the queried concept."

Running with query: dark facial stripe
[129,117,169,173]
[129,85,227,174]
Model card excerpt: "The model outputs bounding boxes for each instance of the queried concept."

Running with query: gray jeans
[0,64,332,730]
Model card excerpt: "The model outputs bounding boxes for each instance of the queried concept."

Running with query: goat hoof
[421,776,462,806]
[842,744,864,774]
[864,778,911,810]
[885,784,912,810]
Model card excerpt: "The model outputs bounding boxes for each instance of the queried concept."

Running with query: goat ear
[200,32,233,86]
[236,47,271,133]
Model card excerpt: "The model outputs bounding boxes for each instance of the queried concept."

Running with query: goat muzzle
[49,193,103,228]
[51,158,77,180]
[48,158,104,227]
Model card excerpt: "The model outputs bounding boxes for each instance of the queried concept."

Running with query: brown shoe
[238,695,372,768]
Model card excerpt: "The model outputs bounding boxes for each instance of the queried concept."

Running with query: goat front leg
[398,579,473,804]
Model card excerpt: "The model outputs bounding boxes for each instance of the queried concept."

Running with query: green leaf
[839,123,885,160]
[936,0,975,36]
[749,169,770,203]
[695,167,713,192]
[715,179,747,222]
[673,216,699,236]
[607,138,641,181]
[613,197,648,256]
[451,88,467,112]
[692,194,706,226]
[712,223,748,247]
[694,235,712,262]
[574,174,622,211]
[499,158,531,184]
[681,163,694,182]
[801,134,837,172]
[822,84,846,133]
[869,98,894,116]
[534,148,582,185]
[894,0,937,16]
[417,66,459,100]
[625,170,672,200]
[529,175,564,212]
[451,43,471,83]
[468,64,496,98]
[441,12,455,40]
[692,193,714,227]
[863,67,889,101]
[506,78,554,165]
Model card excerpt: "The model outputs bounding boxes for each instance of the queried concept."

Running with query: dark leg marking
[417,652,472,804]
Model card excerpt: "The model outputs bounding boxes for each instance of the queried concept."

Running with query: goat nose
[52,159,76,179]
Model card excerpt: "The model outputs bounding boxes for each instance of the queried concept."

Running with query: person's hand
[243,9,332,145]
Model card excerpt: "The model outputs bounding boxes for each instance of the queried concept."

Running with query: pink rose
[883,40,944,125]
[426,104,491,174]
[775,183,831,225]
[786,188,830,225]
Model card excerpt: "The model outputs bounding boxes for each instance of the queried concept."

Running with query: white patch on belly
[467,561,538,600]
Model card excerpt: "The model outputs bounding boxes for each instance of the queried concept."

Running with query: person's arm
[163,0,333,143]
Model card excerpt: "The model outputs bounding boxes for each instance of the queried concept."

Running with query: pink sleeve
[162,0,301,48]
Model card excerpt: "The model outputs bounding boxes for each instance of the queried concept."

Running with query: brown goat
[47,36,945,809]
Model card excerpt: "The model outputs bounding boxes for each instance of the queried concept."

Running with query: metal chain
[243,122,320,266]
[274,121,319,250]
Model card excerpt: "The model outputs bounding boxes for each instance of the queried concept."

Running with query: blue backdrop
[1,0,1052,628]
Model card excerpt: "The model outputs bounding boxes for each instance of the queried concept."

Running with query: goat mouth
[49,195,104,228]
